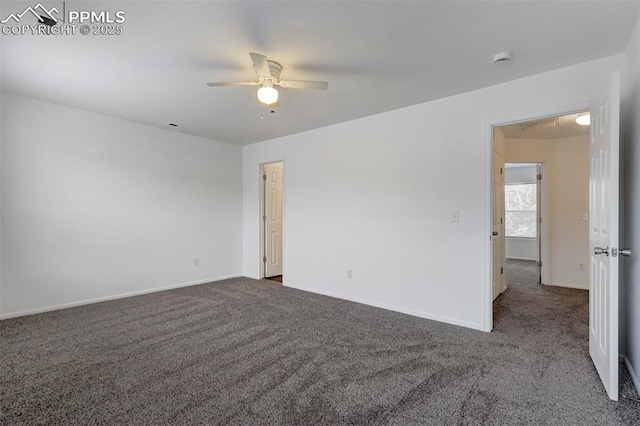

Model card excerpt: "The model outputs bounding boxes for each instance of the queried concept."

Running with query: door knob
[620,248,632,257]
[594,246,609,256]
[492,231,499,236]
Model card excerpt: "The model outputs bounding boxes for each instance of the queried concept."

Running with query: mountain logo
[1,3,59,24]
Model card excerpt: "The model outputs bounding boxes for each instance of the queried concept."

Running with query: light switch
[578,213,589,221]
[451,210,460,223]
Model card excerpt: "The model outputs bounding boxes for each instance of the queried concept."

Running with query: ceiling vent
[520,117,560,132]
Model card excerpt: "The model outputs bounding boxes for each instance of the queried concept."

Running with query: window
[505,183,537,237]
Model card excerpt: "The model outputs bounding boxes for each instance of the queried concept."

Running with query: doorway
[494,112,591,299]
[487,72,622,401]
[504,162,543,284]
[261,161,284,282]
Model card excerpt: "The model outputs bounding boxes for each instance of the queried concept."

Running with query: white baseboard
[0,273,243,320]
[623,356,640,396]
[244,274,261,280]
[547,281,589,290]
[284,282,484,332]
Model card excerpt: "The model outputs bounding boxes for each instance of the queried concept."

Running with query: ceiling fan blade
[206,81,260,87]
[277,80,329,90]
[249,52,271,80]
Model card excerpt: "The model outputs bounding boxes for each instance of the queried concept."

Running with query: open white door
[492,136,505,301]
[263,162,283,278]
[589,71,620,401]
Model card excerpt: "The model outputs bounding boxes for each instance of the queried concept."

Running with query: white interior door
[589,71,620,401]
[264,162,283,277]
[492,147,505,301]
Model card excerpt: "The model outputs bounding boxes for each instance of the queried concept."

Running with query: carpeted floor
[503,258,539,285]
[500,260,640,409]
[1,268,639,425]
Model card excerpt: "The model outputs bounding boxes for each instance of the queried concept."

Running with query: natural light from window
[505,183,537,238]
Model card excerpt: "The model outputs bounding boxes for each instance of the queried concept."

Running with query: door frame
[259,160,285,280]
[484,104,590,332]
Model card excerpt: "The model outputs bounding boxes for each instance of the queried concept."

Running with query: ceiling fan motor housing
[267,61,282,82]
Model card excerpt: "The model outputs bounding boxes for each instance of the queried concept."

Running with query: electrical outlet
[194,258,200,267]
[450,210,460,223]
[578,262,585,271]
[346,269,352,279]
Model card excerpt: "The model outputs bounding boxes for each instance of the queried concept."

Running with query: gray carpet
[504,258,539,285]
[1,269,639,425]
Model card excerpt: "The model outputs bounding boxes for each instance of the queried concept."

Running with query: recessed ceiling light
[575,114,590,126]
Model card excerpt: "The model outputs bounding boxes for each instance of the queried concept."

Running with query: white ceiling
[499,112,591,139]
[1,1,638,145]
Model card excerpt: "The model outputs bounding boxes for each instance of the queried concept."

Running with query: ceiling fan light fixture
[576,113,590,126]
[206,53,328,108]
[257,86,278,105]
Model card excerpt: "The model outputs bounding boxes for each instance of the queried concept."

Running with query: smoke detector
[493,52,511,64]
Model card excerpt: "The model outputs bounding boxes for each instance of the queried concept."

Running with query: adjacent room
[2,1,640,424]
[504,163,543,284]
[492,116,602,408]
[496,112,592,294]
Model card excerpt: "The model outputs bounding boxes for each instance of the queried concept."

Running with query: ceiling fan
[206,52,328,106]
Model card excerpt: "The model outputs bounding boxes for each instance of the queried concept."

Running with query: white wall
[506,238,537,261]
[0,88,3,310]
[0,90,3,311]
[243,56,622,331]
[0,93,243,317]
[622,15,640,392]
[505,136,590,289]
